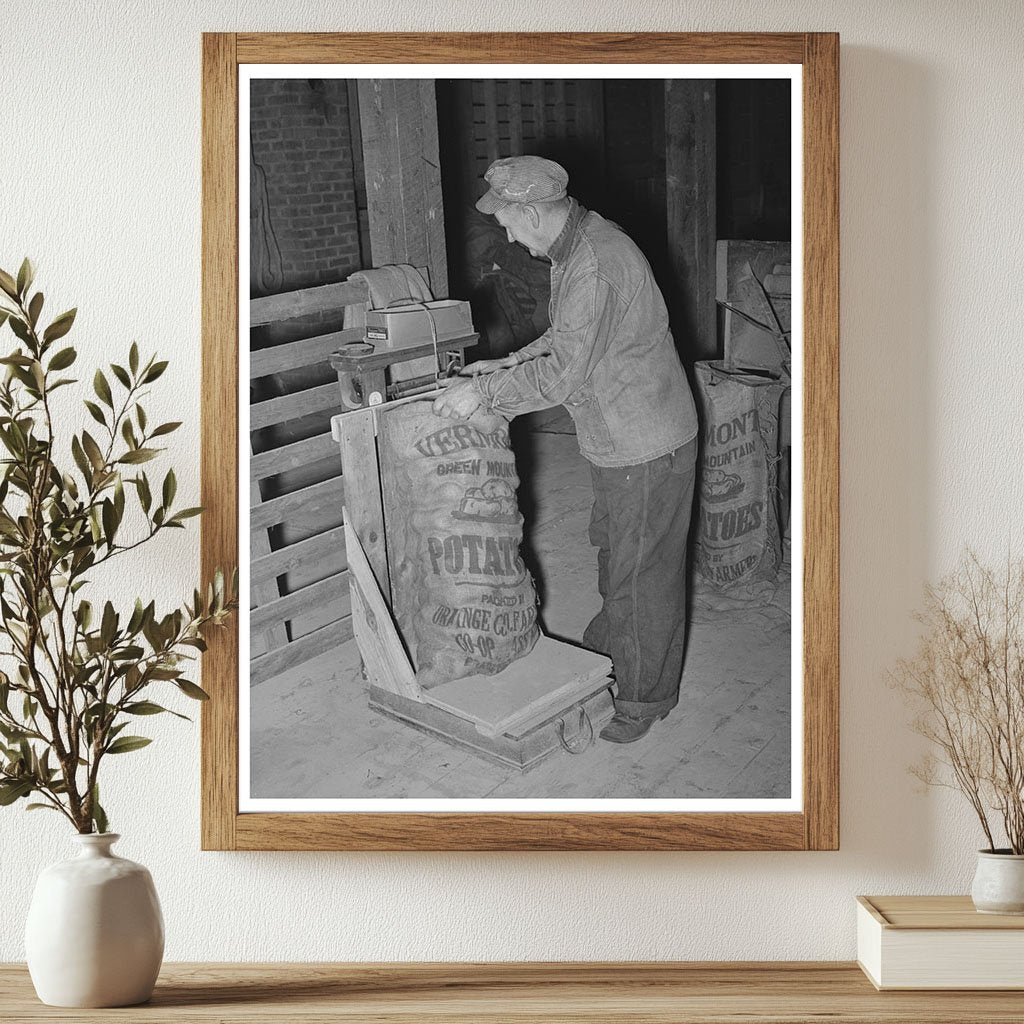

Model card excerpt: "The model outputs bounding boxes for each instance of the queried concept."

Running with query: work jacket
[471,199,698,467]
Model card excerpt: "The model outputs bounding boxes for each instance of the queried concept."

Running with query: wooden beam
[251,525,347,585]
[665,79,717,360]
[249,383,341,431]
[250,476,344,530]
[249,572,350,637]
[345,78,370,268]
[250,280,370,326]
[357,79,448,299]
[249,432,338,482]
[250,327,364,379]
[575,81,606,195]
[250,617,354,686]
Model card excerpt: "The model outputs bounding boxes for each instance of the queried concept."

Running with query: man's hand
[432,379,484,420]
[459,355,517,376]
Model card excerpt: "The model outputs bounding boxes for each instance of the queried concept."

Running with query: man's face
[495,205,545,258]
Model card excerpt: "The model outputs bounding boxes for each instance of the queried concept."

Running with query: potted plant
[0,259,237,1005]
[895,551,1024,914]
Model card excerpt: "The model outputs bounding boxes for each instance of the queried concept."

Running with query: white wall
[2,0,1022,961]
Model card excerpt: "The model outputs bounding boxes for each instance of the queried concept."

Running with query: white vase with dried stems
[895,552,1024,914]
[0,259,237,1005]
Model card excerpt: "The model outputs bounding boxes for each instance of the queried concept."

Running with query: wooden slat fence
[249,267,434,686]
[249,279,374,686]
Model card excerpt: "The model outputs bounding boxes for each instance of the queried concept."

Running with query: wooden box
[857,895,1024,990]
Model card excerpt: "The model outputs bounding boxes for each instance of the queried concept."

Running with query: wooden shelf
[3,962,1024,1022]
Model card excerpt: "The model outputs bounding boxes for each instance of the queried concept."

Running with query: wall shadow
[835,46,936,870]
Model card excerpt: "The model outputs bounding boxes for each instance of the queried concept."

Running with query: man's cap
[475,156,569,215]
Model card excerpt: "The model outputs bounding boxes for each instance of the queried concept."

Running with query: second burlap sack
[692,361,787,603]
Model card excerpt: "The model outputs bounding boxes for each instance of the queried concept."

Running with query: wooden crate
[335,401,615,769]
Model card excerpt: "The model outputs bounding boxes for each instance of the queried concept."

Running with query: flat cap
[475,156,569,215]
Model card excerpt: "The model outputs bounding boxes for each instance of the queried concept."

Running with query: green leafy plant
[895,552,1024,853]
[0,259,236,833]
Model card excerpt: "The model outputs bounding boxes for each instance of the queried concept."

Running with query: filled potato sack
[692,361,787,602]
[379,402,540,689]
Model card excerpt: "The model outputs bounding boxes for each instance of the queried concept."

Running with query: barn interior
[248,77,793,800]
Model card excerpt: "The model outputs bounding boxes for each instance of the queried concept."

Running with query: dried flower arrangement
[895,551,1024,854]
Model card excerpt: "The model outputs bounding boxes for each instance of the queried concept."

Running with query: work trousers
[582,438,697,720]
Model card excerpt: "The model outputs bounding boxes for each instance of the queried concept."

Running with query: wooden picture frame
[201,32,839,851]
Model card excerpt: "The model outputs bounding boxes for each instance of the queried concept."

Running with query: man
[434,156,699,744]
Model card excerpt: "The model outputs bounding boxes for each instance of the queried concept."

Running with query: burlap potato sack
[379,402,540,689]
[692,361,786,599]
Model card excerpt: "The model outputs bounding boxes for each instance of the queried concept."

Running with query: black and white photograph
[241,66,800,810]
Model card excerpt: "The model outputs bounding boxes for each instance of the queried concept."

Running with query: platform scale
[329,332,614,770]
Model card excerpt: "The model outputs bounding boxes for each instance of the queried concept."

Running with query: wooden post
[345,79,370,268]
[574,80,606,207]
[664,80,717,361]
[357,79,448,299]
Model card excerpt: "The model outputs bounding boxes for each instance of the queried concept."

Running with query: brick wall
[250,78,363,296]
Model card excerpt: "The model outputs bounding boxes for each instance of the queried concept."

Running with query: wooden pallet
[335,401,615,770]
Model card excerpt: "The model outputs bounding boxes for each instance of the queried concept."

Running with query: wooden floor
[4,962,1023,1023]
[250,413,792,800]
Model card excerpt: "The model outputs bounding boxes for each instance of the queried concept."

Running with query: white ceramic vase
[25,833,164,1007]
[970,849,1024,915]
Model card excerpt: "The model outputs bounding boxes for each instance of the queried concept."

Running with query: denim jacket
[472,199,698,467]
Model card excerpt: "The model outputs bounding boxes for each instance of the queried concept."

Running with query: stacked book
[857,895,1024,989]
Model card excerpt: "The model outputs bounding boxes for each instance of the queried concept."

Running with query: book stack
[857,895,1024,990]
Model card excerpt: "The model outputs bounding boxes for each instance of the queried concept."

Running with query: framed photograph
[201,32,838,851]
